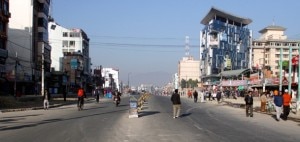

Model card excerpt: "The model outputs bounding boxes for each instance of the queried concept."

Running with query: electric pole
[41,44,45,96]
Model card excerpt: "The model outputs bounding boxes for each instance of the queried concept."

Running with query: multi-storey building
[102,68,120,91]
[200,7,252,85]
[178,56,200,86]
[7,0,51,95]
[252,25,300,82]
[0,0,10,94]
[48,20,91,91]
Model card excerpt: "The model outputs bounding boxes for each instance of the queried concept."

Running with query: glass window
[63,32,68,37]
[70,41,75,47]
[62,40,68,47]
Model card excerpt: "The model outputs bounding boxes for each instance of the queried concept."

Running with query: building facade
[6,0,51,95]
[48,21,91,92]
[178,56,200,86]
[200,7,252,85]
[0,0,10,94]
[102,68,120,91]
[252,25,300,84]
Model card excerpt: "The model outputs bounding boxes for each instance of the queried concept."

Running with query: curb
[0,98,96,113]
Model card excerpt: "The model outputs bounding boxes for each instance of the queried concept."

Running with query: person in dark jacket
[193,90,198,103]
[171,89,181,118]
[273,89,283,121]
[244,90,254,117]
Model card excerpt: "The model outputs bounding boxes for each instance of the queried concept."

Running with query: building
[102,68,120,91]
[48,20,91,92]
[0,0,10,94]
[6,0,51,95]
[252,25,300,88]
[178,56,200,87]
[200,7,252,87]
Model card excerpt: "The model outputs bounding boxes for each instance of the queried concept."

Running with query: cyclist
[77,87,85,110]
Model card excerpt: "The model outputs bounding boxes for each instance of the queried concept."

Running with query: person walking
[63,88,67,102]
[260,92,267,112]
[171,89,181,118]
[43,89,50,110]
[244,90,254,117]
[281,89,291,120]
[273,90,283,121]
[193,90,198,103]
[94,87,100,103]
[216,90,222,104]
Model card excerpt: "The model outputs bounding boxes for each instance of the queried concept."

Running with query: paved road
[0,94,300,142]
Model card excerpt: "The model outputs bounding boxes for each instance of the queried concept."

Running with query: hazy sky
[52,0,300,86]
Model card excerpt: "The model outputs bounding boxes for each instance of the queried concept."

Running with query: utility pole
[41,44,45,96]
[263,46,266,93]
[14,52,18,98]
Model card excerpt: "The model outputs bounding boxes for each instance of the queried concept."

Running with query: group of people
[171,88,293,121]
[245,89,292,121]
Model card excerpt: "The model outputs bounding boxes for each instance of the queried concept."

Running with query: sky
[52,0,300,86]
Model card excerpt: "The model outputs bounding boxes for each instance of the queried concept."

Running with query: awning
[219,69,250,77]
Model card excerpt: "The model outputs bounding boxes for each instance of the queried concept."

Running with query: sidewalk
[0,93,96,113]
[205,96,300,121]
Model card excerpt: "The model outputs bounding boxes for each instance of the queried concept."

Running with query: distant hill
[130,71,172,87]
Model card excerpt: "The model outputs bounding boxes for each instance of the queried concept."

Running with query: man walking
[281,89,291,120]
[244,90,254,117]
[171,89,181,118]
[260,92,267,112]
[273,90,283,121]
[43,89,50,110]
[193,90,198,103]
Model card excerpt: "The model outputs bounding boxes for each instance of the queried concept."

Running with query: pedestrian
[193,90,198,103]
[273,89,283,121]
[244,90,254,117]
[94,87,100,103]
[63,88,67,102]
[281,89,291,120]
[43,89,50,110]
[216,90,222,103]
[171,89,181,118]
[260,92,267,112]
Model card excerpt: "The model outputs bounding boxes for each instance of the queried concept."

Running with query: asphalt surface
[1,94,300,142]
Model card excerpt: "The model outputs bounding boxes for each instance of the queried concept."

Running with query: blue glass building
[200,7,252,85]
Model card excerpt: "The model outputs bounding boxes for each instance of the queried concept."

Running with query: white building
[48,21,91,76]
[178,56,200,84]
[102,68,120,91]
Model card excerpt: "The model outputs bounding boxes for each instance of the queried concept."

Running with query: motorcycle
[114,96,120,107]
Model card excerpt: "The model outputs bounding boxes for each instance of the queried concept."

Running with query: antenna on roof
[272,17,275,26]
[185,36,190,57]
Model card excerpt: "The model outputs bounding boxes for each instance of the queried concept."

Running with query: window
[63,32,68,37]
[275,55,280,58]
[70,32,80,37]
[275,60,279,63]
[283,55,288,58]
[276,48,280,52]
[69,41,75,47]
[283,49,289,52]
[275,43,281,46]
[62,40,68,47]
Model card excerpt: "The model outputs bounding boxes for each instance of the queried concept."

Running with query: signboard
[70,59,78,69]
[129,96,139,118]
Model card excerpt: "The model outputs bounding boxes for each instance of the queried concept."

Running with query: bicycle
[78,96,84,111]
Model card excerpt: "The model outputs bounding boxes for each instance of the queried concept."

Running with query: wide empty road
[1,94,299,142]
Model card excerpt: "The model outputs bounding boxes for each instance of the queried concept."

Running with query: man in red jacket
[281,89,291,120]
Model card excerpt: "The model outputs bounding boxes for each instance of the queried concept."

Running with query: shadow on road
[180,112,191,118]
[0,108,128,131]
[138,111,160,117]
